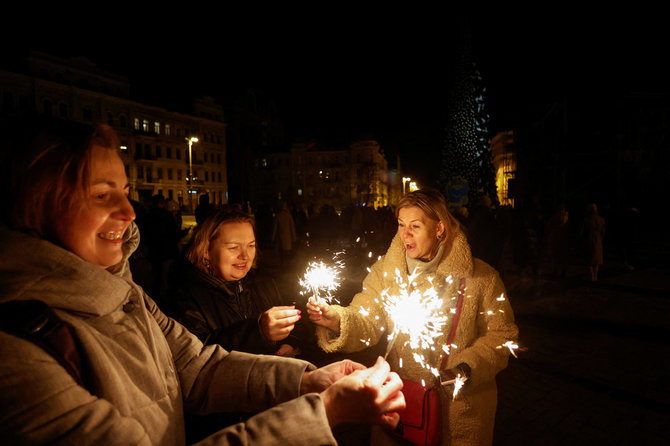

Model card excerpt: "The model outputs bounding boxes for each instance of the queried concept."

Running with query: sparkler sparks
[373,268,448,372]
[299,259,343,305]
[452,374,467,399]
[439,372,468,400]
[497,340,519,358]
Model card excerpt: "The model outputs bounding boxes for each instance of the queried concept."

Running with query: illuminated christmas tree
[441,45,497,208]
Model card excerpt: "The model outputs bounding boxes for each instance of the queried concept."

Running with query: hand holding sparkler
[306,299,341,335]
[299,260,343,306]
[301,259,344,334]
[260,305,301,342]
[319,356,405,429]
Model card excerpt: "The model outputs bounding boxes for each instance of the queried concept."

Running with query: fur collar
[383,229,474,281]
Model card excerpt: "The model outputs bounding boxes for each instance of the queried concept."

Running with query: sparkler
[497,340,519,358]
[356,263,521,401]
[372,268,448,374]
[299,259,343,306]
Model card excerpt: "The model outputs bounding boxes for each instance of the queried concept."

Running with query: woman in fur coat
[308,188,519,446]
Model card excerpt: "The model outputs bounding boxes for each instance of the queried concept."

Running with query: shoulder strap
[439,277,466,371]
[0,300,87,388]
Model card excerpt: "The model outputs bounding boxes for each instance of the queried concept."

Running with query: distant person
[0,116,405,445]
[195,193,213,224]
[138,194,183,303]
[272,201,297,265]
[467,194,503,269]
[545,203,570,278]
[581,202,606,281]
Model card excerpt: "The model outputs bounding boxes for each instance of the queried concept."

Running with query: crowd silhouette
[129,193,639,312]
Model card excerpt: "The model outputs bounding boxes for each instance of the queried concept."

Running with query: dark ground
[492,245,670,445]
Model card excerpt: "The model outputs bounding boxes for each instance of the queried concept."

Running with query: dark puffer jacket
[167,257,302,355]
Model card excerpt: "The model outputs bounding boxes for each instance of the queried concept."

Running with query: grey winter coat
[0,223,336,446]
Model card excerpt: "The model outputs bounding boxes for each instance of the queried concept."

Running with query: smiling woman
[57,144,136,268]
[165,206,314,441]
[167,207,307,358]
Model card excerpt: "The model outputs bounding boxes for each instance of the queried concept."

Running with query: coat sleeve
[146,294,339,444]
[315,257,389,353]
[448,262,519,389]
[0,331,154,446]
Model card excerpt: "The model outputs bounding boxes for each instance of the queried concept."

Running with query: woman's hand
[300,359,366,394]
[319,357,405,429]
[260,306,301,342]
[306,299,341,335]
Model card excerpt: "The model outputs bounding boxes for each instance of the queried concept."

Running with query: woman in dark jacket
[169,207,307,356]
[167,207,312,441]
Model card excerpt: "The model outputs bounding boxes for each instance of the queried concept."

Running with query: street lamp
[186,137,198,212]
[402,177,411,195]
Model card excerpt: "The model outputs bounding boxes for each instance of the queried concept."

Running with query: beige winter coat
[316,230,519,446]
[0,224,336,446]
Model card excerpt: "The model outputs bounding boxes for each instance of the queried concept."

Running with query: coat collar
[0,223,140,316]
[383,229,474,281]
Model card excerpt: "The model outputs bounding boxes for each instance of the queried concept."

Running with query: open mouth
[97,231,124,240]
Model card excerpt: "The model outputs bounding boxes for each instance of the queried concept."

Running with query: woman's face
[397,206,445,261]
[207,221,256,281]
[57,145,136,268]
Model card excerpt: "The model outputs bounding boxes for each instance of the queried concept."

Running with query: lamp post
[402,177,411,195]
[409,181,418,192]
[186,137,198,212]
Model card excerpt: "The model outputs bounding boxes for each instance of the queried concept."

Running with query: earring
[203,258,212,275]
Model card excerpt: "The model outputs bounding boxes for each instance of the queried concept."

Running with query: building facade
[491,130,517,207]
[0,52,227,212]
[252,138,390,212]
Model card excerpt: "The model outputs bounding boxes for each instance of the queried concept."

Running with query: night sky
[3,11,667,186]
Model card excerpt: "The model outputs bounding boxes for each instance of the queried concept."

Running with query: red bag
[397,278,466,446]
[397,378,442,446]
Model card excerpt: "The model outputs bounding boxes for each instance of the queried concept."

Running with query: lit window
[142,119,149,132]
[134,118,140,130]
[154,121,160,134]
[165,124,171,136]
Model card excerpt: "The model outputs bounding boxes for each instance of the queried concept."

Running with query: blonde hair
[186,206,257,274]
[4,117,120,243]
[396,187,465,251]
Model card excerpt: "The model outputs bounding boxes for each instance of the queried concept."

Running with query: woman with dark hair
[168,206,305,357]
[308,188,519,446]
[0,117,405,445]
